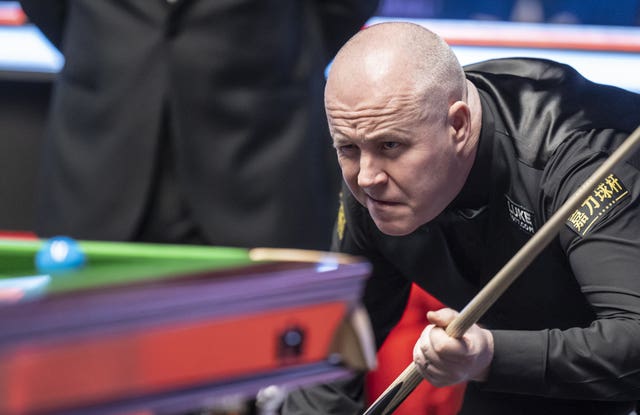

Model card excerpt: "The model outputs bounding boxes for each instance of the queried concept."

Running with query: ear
[448,101,471,153]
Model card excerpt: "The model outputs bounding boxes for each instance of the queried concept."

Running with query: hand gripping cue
[363,124,640,415]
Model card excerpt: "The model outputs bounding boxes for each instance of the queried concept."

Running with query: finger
[428,327,471,363]
[413,343,429,371]
[423,365,466,387]
[413,324,435,375]
[426,308,459,327]
[419,346,473,387]
[415,350,467,387]
[413,324,435,361]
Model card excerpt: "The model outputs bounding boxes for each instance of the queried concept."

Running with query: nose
[357,155,387,188]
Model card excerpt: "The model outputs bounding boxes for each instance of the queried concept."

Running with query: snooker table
[0,237,374,415]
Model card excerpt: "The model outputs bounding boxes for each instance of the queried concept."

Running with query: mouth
[366,195,400,208]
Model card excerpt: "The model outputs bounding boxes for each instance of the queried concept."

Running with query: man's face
[326,89,461,236]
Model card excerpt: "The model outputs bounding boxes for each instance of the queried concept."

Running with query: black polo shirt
[335,58,640,415]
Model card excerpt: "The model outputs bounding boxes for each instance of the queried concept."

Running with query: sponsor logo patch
[336,198,346,241]
[566,173,629,236]
[506,195,535,234]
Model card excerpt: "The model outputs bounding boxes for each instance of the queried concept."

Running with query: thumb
[426,308,459,328]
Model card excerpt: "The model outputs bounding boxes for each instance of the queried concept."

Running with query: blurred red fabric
[366,284,466,415]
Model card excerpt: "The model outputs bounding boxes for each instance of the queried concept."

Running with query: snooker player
[282,22,640,414]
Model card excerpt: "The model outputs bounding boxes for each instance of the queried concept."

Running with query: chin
[373,220,418,236]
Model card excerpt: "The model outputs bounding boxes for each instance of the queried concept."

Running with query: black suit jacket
[20,0,379,248]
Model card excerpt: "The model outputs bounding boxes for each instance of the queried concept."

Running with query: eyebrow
[367,131,405,141]
[332,133,407,149]
[332,136,352,147]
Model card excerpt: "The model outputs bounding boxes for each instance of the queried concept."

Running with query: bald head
[326,22,466,121]
[325,22,482,235]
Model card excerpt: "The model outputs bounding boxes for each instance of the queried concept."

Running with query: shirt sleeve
[483,130,640,401]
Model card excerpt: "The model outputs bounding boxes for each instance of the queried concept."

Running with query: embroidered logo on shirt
[566,173,629,236]
[336,198,346,241]
[506,195,535,234]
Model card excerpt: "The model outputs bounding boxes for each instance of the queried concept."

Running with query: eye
[382,141,400,150]
[336,143,357,156]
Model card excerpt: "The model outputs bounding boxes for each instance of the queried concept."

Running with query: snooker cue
[249,247,361,264]
[363,123,640,415]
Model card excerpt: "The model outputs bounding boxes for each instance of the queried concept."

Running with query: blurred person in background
[18,0,379,248]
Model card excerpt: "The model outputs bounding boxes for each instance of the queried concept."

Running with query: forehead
[326,86,440,136]
[327,93,415,128]
[325,54,446,139]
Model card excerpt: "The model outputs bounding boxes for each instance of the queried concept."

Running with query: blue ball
[35,236,87,274]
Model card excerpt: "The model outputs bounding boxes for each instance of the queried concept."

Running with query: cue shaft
[363,124,640,415]
[248,247,361,264]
